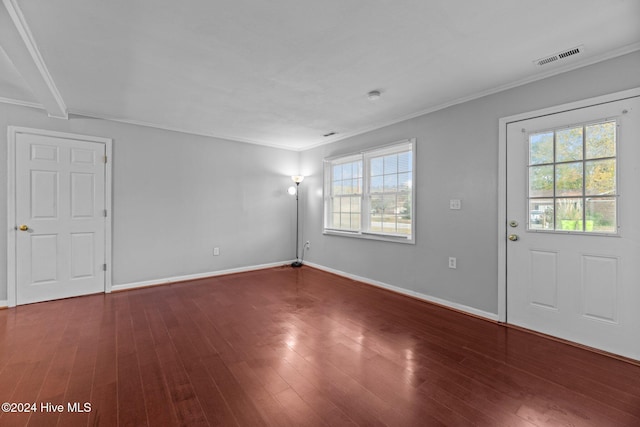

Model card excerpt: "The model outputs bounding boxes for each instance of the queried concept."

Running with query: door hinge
[103,264,107,271]
[103,155,108,163]
[103,209,108,217]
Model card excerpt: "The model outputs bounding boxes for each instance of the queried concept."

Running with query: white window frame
[323,138,416,244]
[525,119,619,235]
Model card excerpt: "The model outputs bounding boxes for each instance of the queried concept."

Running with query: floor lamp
[289,175,304,267]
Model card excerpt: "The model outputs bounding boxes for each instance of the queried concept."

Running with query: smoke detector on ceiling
[533,45,584,67]
[367,90,381,101]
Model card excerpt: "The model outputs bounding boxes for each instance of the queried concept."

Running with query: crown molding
[1,27,637,152]
[67,109,299,151]
[303,42,640,152]
[0,96,43,110]
[2,0,67,119]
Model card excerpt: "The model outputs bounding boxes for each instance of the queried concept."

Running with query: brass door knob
[508,234,519,241]
[19,224,29,231]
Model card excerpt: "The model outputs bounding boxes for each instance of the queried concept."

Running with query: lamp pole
[290,175,304,267]
[292,182,302,267]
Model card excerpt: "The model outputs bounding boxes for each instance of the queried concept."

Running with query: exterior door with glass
[506,96,640,360]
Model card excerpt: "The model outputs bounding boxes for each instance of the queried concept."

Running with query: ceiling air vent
[534,45,584,67]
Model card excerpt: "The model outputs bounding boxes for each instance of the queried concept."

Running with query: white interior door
[506,96,640,360]
[14,131,107,305]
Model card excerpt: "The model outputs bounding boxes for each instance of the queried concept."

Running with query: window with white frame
[527,120,617,234]
[323,139,415,243]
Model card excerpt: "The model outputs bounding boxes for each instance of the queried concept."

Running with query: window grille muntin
[527,120,617,235]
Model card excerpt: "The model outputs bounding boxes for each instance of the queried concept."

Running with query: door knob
[508,234,519,241]
[19,224,29,231]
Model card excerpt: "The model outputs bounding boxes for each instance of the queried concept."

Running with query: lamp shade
[291,175,305,184]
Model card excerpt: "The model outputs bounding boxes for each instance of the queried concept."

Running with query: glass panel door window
[528,121,617,233]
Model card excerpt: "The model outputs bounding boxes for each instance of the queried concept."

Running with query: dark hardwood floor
[1,266,639,426]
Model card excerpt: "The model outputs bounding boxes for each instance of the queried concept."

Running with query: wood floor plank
[459,351,638,426]
[279,345,392,426]
[200,354,269,427]
[57,327,100,427]
[27,348,76,425]
[227,361,299,427]
[145,307,209,427]
[130,298,181,427]
[1,266,639,426]
[249,357,357,426]
[115,296,148,427]
[0,326,60,427]
[182,358,240,427]
[87,297,118,427]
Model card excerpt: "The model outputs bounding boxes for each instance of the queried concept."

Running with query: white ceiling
[1,0,639,150]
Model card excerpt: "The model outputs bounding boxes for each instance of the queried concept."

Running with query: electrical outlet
[305,241,310,249]
[448,257,457,269]
[213,247,220,256]
[449,199,461,210]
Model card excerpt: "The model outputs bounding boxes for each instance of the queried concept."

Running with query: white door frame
[497,87,640,323]
[6,126,113,307]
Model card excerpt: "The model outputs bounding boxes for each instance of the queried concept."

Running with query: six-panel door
[16,132,106,305]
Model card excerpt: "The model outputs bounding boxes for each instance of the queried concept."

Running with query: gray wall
[2,52,639,310]
[1,105,300,300]
[300,51,640,315]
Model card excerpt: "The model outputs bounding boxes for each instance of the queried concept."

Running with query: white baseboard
[4,262,498,322]
[304,261,499,322]
[111,261,292,292]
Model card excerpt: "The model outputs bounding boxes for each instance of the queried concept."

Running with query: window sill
[323,229,415,244]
